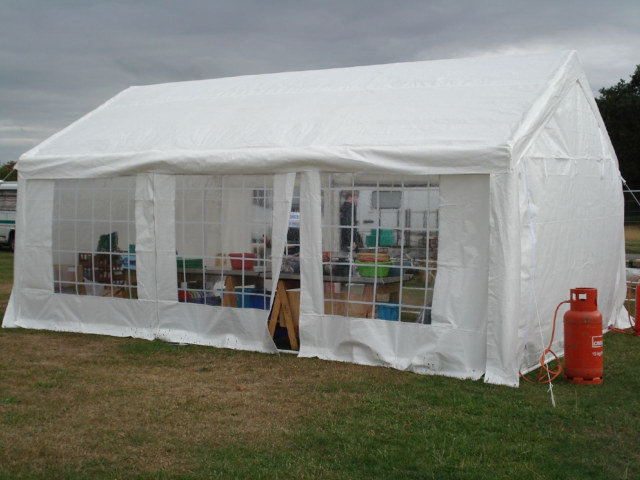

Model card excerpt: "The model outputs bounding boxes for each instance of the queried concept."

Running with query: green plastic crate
[365,229,395,247]
[177,257,204,269]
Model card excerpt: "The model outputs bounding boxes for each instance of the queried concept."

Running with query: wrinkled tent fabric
[4,50,626,386]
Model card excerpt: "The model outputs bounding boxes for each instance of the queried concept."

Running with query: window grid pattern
[52,179,137,298]
[321,174,439,323]
[176,175,272,309]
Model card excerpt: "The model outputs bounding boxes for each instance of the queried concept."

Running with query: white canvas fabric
[1,176,26,328]
[517,82,626,373]
[9,178,158,338]
[4,51,626,386]
[18,52,584,179]
[134,174,157,302]
[154,174,289,353]
[298,174,490,380]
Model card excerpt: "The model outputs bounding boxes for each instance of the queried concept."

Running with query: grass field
[2,251,640,479]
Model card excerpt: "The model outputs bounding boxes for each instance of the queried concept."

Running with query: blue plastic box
[377,302,399,321]
[235,287,271,310]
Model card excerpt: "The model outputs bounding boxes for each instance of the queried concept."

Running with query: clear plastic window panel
[52,178,137,298]
[320,173,439,323]
[175,175,273,310]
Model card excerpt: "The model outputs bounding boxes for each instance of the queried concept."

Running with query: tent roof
[19,50,595,179]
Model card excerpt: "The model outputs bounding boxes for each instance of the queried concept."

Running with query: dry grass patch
[0,329,398,477]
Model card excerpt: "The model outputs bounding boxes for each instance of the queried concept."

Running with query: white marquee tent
[3,51,627,386]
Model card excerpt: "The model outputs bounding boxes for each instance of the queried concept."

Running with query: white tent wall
[3,177,43,328]
[485,172,522,386]
[155,174,293,353]
[5,172,290,352]
[483,53,626,386]
[298,174,490,379]
[7,177,157,337]
[136,174,159,302]
[517,81,626,372]
[2,176,26,328]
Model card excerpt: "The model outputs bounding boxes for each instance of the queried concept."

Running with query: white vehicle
[0,182,17,251]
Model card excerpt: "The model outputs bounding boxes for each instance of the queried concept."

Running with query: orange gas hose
[520,300,569,384]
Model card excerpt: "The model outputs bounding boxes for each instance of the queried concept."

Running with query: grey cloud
[1,0,638,162]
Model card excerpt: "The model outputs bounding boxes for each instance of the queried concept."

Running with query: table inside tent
[179,268,413,351]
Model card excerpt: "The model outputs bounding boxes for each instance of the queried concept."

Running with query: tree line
[0,161,17,182]
[597,65,640,222]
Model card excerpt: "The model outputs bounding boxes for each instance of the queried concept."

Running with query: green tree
[596,65,640,190]
[0,161,17,182]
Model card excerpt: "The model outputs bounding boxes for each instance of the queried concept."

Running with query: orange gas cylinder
[564,288,603,385]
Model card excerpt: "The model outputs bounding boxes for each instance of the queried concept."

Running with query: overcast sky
[1,0,639,164]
